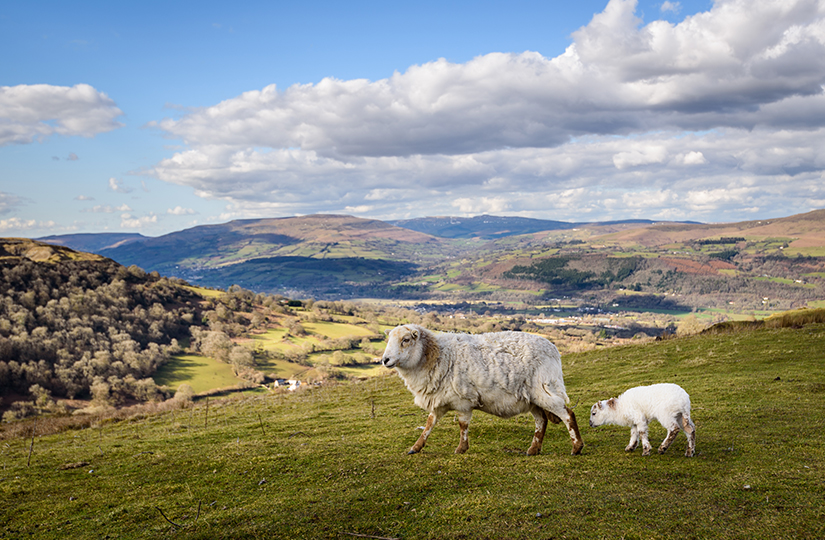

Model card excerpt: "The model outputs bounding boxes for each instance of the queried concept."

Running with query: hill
[34,210,825,313]
[35,232,147,253]
[94,215,444,297]
[2,318,823,538]
[0,238,204,412]
[388,214,676,239]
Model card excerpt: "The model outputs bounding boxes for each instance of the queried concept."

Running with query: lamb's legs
[626,426,639,452]
[639,425,652,456]
[683,415,696,457]
[659,423,680,454]
[455,411,473,454]
[408,411,441,454]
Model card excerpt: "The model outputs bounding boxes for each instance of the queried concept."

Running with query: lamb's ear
[607,398,617,409]
[410,329,419,341]
[383,328,390,336]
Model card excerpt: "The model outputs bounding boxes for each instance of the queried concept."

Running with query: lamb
[589,383,696,457]
[381,324,583,456]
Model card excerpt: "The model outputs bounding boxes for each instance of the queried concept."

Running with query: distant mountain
[26,209,825,304]
[37,232,148,253]
[89,215,442,297]
[388,215,666,239]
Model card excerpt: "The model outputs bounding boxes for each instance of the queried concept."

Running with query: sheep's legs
[455,411,473,454]
[537,398,584,455]
[564,407,584,455]
[527,407,549,455]
[408,411,441,454]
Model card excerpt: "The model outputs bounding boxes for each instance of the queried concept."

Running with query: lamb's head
[381,325,425,370]
[589,398,617,427]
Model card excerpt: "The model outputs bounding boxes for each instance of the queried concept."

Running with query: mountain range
[32,210,825,310]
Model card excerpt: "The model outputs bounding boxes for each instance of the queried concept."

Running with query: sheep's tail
[542,381,570,405]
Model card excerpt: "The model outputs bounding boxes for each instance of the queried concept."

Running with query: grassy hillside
[2,321,823,539]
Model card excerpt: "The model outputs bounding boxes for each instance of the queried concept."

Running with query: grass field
[153,354,242,394]
[2,320,824,539]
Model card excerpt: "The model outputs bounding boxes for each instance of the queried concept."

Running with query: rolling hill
[31,209,825,311]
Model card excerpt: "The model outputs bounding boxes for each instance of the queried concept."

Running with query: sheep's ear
[607,398,617,409]
[410,329,419,340]
[383,328,390,336]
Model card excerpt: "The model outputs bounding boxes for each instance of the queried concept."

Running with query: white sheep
[589,383,696,457]
[381,324,584,456]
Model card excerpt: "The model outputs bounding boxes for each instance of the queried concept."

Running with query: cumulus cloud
[147,0,825,222]
[120,213,158,229]
[0,217,57,233]
[167,206,195,215]
[81,204,132,214]
[108,177,133,193]
[0,84,123,146]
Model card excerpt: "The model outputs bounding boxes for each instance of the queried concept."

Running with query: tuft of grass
[2,323,824,539]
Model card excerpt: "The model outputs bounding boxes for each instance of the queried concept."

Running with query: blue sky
[3,0,825,238]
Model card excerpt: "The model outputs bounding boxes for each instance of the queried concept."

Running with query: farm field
[153,355,241,394]
[3,320,823,539]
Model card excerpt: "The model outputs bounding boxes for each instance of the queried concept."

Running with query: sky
[2,0,825,239]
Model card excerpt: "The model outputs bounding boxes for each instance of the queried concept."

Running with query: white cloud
[660,1,681,14]
[120,213,158,229]
[67,152,79,161]
[167,206,195,215]
[145,0,825,223]
[0,84,123,146]
[0,191,24,215]
[82,204,132,214]
[74,195,95,201]
[682,151,708,165]
[108,177,133,193]
[0,217,57,232]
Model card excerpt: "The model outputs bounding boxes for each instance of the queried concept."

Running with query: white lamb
[589,383,696,457]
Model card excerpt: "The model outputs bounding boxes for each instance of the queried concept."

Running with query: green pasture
[3,321,824,538]
[183,285,223,299]
[153,354,242,394]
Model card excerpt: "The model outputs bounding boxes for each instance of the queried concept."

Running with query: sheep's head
[381,325,423,370]
[589,399,615,427]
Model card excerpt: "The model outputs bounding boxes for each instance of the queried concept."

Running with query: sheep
[381,324,583,456]
[589,383,696,457]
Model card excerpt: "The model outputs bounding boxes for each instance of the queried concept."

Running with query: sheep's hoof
[571,441,584,455]
[658,447,667,454]
[625,446,635,452]
[642,450,651,457]
[407,448,419,455]
[527,446,540,456]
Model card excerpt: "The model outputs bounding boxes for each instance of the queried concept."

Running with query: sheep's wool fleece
[389,326,569,417]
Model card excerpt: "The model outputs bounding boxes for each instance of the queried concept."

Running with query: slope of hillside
[101,215,447,269]
[3,320,824,538]
[597,209,825,253]
[0,238,203,410]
